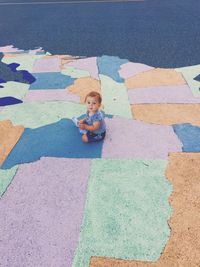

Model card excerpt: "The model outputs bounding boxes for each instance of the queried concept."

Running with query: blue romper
[85,110,106,142]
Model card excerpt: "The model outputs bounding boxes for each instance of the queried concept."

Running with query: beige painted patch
[67,77,101,103]
[132,104,200,126]
[59,55,80,70]
[90,153,200,267]
[125,68,186,89]
[0,120,24,166]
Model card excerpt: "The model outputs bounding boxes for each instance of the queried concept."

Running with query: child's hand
[79,123,86,130]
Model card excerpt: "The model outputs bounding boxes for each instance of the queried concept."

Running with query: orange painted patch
[132,104,200,126]
[125,68,186,89]
[0,120,24,166]
[90,153,200,267]
[67,77,101,103]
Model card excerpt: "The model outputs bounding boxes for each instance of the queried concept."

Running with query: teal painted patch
[100,75,132,118]
[30,72,75,90]
[0,166,18,197]
[97,55,128,83]
[73,159,172,266]
[175,65,200,96]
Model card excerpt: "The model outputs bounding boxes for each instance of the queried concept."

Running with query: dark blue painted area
[0,0,200,68]
[0,79,6,84]
[194,74,200,82]
[7,63,36,83]
[2,118,104,169]
[30,72,75,89]
[21,70,36,84]
[0,96,22,106]
[173,123,200,152]
[0,55,35,84]
[8,63,20,72]
[97,56,128,83]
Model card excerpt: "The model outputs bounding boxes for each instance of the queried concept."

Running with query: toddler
[72,91,106,143]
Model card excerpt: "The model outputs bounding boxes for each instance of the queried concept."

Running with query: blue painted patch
[0,79,6,84]
[2,118,104,169]
[173,123,200,152]
[97,55,128,83]
[8,63,20,72]
[0,85,4,88]
[21,70,36,84]
[30,72,75,90]
[0,96,22,106]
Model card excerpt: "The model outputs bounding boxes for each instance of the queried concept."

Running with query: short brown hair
[84,91,102,104]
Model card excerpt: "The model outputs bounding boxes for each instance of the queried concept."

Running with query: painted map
[0,45,200,266]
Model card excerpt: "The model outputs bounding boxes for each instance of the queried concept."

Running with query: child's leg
[82,134,88,143]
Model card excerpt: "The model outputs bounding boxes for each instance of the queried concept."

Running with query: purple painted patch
[67,57,99,79]
[0,157,91,267]
[128,85,200,104]
[24,89,80,103]
[119,62,154,79]
[102,117,182,159]
[32,57,61,73]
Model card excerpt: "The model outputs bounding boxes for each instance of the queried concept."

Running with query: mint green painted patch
[0,166,18,197]
[73,159,172,266]
[2,54,44,72]
[176,65,200,96]
[61,66,90,78]
[100,75,132,118]
[0,101,85,128]
[0,82,29,100]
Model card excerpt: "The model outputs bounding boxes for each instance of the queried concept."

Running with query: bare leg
[82,134,88,143]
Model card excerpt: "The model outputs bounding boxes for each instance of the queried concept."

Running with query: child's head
[85,91,102,113]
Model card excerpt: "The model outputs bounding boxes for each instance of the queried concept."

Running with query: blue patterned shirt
[86,110,106,134]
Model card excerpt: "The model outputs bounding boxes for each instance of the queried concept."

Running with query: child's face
[86,96,101,113]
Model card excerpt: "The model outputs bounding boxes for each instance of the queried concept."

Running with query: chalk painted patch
[73,159,172,266]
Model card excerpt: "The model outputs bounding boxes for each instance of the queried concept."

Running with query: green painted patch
[0,82,29,100]
[2,54,44,72]
[176,65,200,96]
[61,66,90,78]
[100,75,132,119]
[0,101,85,128]
[73,159,172,266]
[0,166,18,197]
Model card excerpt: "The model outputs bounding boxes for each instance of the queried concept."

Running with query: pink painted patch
[32,57,61,73]
[119,62,154,79]
[67,57,99,79]
[24,89,80,103]
[128,85,200,104]
[0,157,91,267]
[102,117,182,159]
[0,45,23,53]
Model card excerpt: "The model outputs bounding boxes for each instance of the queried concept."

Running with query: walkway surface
[0,45,200,266]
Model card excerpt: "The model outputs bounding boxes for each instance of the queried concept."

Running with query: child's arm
[79,118,87,124]
[79,121,100,132]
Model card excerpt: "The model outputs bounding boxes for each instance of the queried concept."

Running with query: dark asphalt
[0,0,200,68]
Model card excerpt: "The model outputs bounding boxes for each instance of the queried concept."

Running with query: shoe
[72,117,87,134]
[72,117,79,127]
[79,129,87,135]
